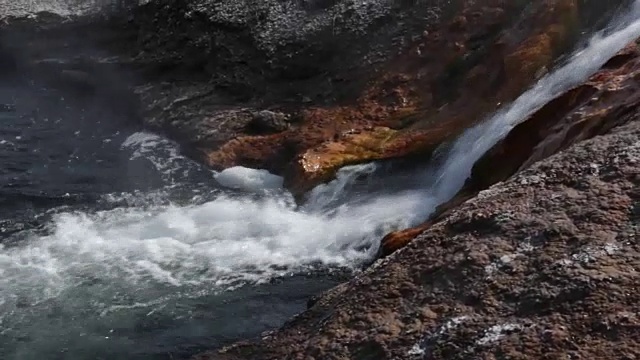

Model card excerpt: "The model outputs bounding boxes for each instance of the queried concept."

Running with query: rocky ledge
[195,46,640,360]
[4,0,626,197]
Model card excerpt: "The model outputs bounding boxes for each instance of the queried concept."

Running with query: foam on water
[214,166,284,192]
[121,131,193,183]
[0,184,417,291]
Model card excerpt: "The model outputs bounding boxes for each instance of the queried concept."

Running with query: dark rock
[245,110,291,135]
[199,0,630,197]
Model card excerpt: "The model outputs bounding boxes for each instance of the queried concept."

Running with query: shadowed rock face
[193,88,640,360]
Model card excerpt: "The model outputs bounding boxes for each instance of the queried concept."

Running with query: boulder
[244,110,290,135]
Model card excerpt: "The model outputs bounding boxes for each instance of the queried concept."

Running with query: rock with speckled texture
[381,35,640,257]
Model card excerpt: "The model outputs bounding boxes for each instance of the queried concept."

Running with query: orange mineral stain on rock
[380,224,433,258]
[203,0,590,197]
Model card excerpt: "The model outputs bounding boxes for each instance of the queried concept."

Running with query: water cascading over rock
[2,1,640,359]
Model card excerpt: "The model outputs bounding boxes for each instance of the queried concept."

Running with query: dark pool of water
[0,73,345,360]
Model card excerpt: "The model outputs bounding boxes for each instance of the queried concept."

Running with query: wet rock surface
[195,105,640,360]
[1,1,630,195]
[381,33,640,256]
[200,0,603,196]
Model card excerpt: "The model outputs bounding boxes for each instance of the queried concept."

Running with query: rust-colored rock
[201,0,592,195]
[380,223,432,258]
[380,191,476,257]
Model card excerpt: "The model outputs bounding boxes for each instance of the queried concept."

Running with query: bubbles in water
[121,132,184,178]
[302,163,378,212]
[121,131,210,185]
[0,133,428,342]
[4,0,640,308]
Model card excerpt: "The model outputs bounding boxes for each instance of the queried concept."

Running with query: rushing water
[2,1,640,359]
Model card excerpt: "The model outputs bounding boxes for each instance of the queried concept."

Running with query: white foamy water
[0,161,418,295]
[2,2,640,357]
[121,131,195,183]
[214,166,284,192]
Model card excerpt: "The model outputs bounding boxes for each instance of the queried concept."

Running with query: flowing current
[2,2,640,359]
